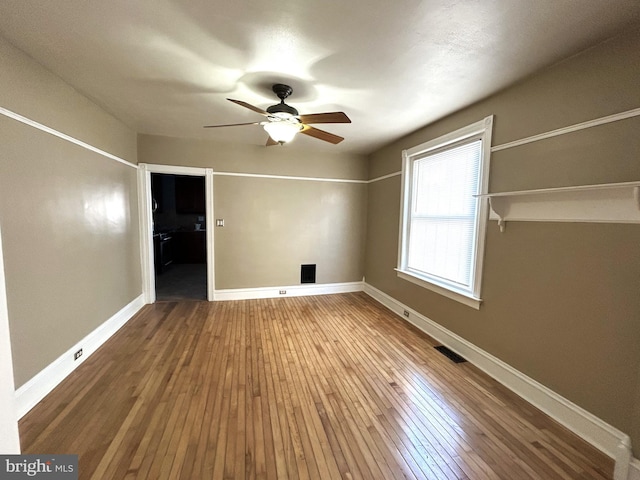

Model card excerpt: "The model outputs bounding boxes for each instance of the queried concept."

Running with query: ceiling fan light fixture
[206,84,350,146]
[263,121,301,144]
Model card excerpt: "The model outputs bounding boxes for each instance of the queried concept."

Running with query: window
[397,116,493,309]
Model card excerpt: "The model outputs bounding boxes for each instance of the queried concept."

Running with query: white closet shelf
[475,181,640,232]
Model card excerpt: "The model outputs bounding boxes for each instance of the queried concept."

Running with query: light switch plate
[216,219,225,227]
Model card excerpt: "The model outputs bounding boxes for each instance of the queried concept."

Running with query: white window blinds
[406,139,482,288]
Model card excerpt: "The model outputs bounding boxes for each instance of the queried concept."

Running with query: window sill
[395,269,482,310]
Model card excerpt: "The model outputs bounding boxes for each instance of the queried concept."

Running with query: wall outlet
[74,348,83,360]
[403,310,410,317]
[216,219,225,227]
[279,290,286,295]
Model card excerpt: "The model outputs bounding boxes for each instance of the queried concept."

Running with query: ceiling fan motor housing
[272,83,293,100]
[267,103,299,117]
[267,84,299,117]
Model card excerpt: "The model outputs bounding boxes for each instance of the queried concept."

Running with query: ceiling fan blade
[300,125,344,144]
[203,122,261,128]
[227,98,268,115]
[298,112,351,124]
[266,136,279,146]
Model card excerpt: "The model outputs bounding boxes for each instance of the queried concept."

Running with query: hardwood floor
[20,293,613,479]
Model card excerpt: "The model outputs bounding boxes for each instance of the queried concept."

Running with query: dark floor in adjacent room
[155,263,206,301]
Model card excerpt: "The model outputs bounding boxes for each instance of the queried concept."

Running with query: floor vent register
[434,345,468,364]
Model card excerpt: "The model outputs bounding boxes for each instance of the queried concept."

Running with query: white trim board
[491,107,640,153]
[368,171,402,184]
[214,281,364,301]
[141,163,208,176]
[137,165,155,304]
[136,164,369,185]
[15,294,145,419]
[362,282,635,480]
[214,171,367,184]
[0,224,20,453]
[0,107,137,169]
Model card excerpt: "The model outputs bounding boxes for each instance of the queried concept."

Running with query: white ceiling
[0,0,638,155]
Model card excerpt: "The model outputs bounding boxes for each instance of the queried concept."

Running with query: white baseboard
[214,281,364,301]
[362,283,635,479]
[15,294,145,419]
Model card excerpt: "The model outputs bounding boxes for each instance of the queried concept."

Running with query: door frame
[138,163,215,303]
[0,222,21,452]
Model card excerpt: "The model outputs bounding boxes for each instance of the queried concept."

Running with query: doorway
[152,173,207,301]
[138,164,215,303]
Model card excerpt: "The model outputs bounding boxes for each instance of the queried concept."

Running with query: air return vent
[301,264,316,284]
[434,345,467,364]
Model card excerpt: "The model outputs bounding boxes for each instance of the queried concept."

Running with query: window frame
[396,116,493,309]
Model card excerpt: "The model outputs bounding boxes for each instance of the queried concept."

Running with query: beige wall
[138,135,368,289]
[214,176,366,288]
[0,38,137,163]
[365,27,640,456]
[0,37,141,388]
[138,134,367,180]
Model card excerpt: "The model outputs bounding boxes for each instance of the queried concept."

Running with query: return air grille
[301,264,316,284]
[434,345,467,364]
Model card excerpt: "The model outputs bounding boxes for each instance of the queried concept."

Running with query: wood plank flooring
[19,293,613,479]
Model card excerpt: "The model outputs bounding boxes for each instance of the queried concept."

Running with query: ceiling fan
[204,84,351,146]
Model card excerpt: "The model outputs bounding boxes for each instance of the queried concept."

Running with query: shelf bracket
[488,197,508,232]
